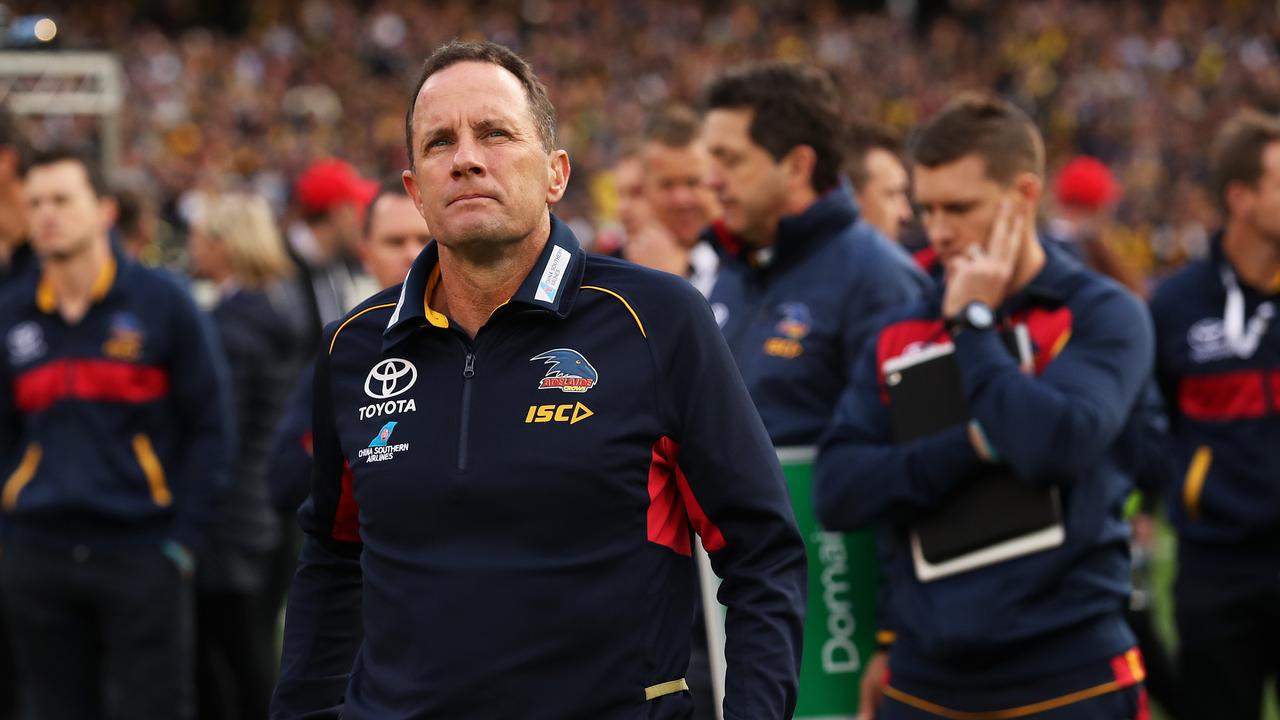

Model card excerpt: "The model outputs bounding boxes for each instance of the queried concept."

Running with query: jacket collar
[35,244,119,314]
[383,214,585,350]
[706,186,859,271]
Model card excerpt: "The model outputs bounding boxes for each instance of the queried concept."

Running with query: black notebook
[882,327,1064,582]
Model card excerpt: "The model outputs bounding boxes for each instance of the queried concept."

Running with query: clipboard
[882,325,1064,582]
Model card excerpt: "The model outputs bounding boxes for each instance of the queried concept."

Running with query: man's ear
[1224,180,1253,219]
[403,169,427,218]
[546,150,571,205]
[783,145,817,191]
[1012,171,1043,210]
[97,196,118,233]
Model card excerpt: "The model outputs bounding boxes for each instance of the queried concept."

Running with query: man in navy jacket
[270,41,806,720]
[816,94,1153,718]
[0,149,233,718]
[1151,110,1280,720]
[702,61,926,448]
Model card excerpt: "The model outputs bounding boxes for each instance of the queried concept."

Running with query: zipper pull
[463,352,475,379]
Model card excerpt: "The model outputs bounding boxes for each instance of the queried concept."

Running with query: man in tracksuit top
[1151,110,1280,720]
[815,94,1153,718]
[0,149,232,718]
[270,41,806,720]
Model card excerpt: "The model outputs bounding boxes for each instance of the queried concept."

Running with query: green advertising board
[698,448,881,719]
[777,447,880,719]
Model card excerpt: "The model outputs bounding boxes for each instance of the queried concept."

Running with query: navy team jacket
[0,250,232,550]
[1151,234,1280,577]
[814,244,1152,686]
[706,189,928,447]
[270,217,807,720]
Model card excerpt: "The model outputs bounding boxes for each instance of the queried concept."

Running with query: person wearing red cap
[1048,155,1147,297]
[288,158,381,350]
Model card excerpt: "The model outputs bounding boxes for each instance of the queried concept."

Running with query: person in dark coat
[188,191,308,720]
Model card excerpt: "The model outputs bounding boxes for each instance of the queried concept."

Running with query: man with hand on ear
[816,93,1154,719]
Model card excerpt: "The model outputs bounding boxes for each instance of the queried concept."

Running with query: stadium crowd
[7,0,1276,277]
[1,1,1279,719]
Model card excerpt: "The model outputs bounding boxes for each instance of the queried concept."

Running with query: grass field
[1149,521,1278,720]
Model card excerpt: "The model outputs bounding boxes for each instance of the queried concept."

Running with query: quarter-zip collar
[382,214,586,351]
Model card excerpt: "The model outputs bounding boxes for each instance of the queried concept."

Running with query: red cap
[294,158,378,215]
[1054,156,1121,210]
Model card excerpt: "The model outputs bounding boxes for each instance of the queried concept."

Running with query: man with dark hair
[701,60,926,448]
[0,106,31,284]
[847,124,913,245]
[0,148,233,719]
[816,93,1153,718]
[272,40,806,720]
[1150,109,1280,720]
[623,104,720,295]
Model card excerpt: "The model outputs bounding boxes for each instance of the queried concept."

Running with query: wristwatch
[945,301,995,335]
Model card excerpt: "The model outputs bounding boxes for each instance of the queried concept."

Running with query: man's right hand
[855,650,889,720]
[623,222,688,277]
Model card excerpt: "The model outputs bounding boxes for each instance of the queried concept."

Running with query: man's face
[913,154,1021,265]
[363,193,431,289]
[613,155,647,237]
[403,61,567,254]
[642,141,718,248]
[704,109,790,247]
[24,160,112,261]
[1240,142,1280,247]
[856,148,913,242]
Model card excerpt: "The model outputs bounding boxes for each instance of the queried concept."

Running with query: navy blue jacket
[271,217,807,720]
[1151,234,1280,577]
[707,189,928,447]
[815,244,1151,685]
[0,250,233,550]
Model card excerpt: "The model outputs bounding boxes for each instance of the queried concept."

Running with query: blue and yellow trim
[36,253,117,313]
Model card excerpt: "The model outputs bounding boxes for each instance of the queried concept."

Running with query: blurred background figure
[622,104,721,295]
[592,145,647,257]
[847,124,914,247]
[287,158,379,349]
[0,105,30,285]
[0,148,232,720]
[187,191,308,720]
[1049,155,1148,297]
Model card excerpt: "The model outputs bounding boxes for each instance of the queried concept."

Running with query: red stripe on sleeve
[332,459,361,543]
[648,437,691,556]
[648,436,728,555]
[14,359,169,413]
[1179,371,1267,421]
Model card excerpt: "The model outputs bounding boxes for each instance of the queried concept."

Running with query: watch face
[967,303,995,329]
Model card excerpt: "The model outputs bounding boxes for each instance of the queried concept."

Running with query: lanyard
[1220,264,1275,359]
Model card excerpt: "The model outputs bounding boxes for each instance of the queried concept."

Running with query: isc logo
[524,402,594,425]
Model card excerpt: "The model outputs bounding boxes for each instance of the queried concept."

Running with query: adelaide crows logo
[531,348,598,393]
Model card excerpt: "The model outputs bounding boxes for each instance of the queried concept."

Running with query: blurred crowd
[4,0,1278,279]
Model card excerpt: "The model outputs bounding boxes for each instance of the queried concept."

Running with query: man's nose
[451,136,486,178]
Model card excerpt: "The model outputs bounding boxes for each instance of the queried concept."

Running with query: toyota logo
[365,358,418,399]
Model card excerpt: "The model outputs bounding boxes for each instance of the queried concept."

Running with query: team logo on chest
[531,348,598,393]
[764,302,810,359]
[103,312,144,361]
